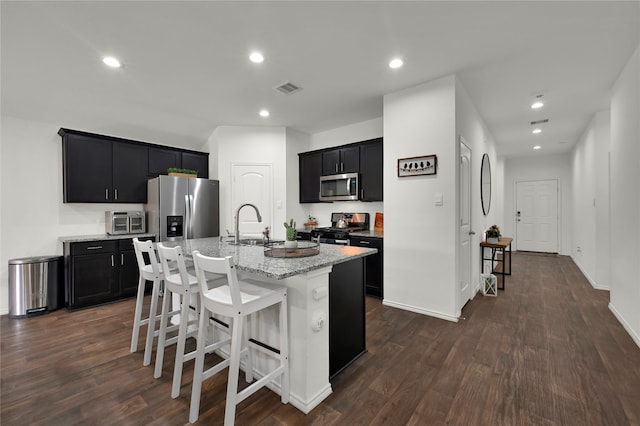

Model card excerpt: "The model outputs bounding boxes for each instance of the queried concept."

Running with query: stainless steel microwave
[320,173,359,201]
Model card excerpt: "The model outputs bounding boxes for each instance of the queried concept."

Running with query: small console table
[480,237,512,290]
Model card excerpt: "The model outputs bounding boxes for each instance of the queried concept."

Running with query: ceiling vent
[530,118,549,125]
[274,81,302,95]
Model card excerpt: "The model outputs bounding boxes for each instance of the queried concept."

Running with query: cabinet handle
[341,162,344,172]
[115,189,118,200]
[87,246,103,250]
[361,188,364,199]
[111,255,114,267]
[335,163,338,173]
[105,189,109,200]
[121,254,124,265]
[359,240,371,245]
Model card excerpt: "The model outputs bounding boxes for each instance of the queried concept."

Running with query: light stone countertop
[163,237,377,280]
[59,233,155,243]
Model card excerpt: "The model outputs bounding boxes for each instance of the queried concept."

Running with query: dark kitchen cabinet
[322,146,359,175]
[329,257,366,379]
[65,237,154,310]
[148,148,208,179]
[60,129,148,203]
[149,147,181,176]
[359,139,383,202]
[112,142,149,203]
[181,152,209,179]
[351,236,384,298]
[299,151,323,203]
[60,128,208,203]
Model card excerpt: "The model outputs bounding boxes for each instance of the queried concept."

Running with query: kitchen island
[164,237,376,414]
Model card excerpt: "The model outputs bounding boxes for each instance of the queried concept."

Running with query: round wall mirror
[481,153,491,215]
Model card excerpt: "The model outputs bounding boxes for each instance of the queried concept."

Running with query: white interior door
[231,163,272,237]
[516,179,559,252]
[458,140,472,312]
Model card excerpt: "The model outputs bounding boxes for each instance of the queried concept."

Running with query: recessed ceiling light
[531,94,544,109]
[102,56,122,68]
[389,58,403,69]
[533,145,542,150]
[532,129,542,134]
[259,109,270,117]
[249,52,264,63]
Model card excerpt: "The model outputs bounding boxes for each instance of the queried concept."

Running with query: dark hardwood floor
[2,252,640,425]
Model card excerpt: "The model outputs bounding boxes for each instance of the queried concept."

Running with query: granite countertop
[59,233,155,243]
[163,237,377,280]
[297,228,384,239]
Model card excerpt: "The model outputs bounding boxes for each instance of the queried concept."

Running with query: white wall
[0,116,203,314]
[383,75,458,321]
[207,126,289,240]
[570,110,610,289]
[503,154,573,256]
[304,117,384,227]
[608,44,640,347]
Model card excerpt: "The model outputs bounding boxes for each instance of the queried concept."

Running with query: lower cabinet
[65,237,154,310]
[351,236,384,298]
[329,257,365,379]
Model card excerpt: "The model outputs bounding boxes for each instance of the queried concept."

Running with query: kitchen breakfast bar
[163,237,377,414]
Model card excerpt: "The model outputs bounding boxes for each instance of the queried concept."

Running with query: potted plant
[283,219,298,250]
[167,167,198,178]
[486,224,501,244]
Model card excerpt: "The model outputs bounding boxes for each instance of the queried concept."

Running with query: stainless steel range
[311,212,370,245]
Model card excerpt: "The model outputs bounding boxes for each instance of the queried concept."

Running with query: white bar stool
[131,238,164,366]
[189,251,290,425]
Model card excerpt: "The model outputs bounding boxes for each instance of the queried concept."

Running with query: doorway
[515,179,559,253]
[231,163,272,237]
[458,138,472,313]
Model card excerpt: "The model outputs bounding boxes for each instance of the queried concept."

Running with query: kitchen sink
[231,238,285,246]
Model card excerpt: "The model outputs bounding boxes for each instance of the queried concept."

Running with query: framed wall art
[397,155,437,177]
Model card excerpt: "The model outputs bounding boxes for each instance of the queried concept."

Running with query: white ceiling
[2,1,638,157]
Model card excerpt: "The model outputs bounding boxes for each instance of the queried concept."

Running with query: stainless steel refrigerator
[145,176,220,242]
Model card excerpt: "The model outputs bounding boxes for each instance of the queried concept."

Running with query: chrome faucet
[234,203,262,244]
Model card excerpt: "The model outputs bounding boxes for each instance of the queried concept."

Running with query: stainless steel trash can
[8,255,64,318]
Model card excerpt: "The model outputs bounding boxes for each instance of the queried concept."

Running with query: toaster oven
[106,211,146,235]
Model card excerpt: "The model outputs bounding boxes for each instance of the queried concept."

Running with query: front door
[458,139,472,313]
[515,179,559,252]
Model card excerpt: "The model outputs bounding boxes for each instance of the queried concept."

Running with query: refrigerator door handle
[185,194,191,239]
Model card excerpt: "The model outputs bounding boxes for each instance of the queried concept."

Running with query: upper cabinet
[61,130,148,203]
[299,151,324,203]
[299,138,383,203]
[148,147,181,176]
[322,145,360,175]
[181,152,209,179]
[59,128,209,203]
[149,148,209,179]
[359,138,383,202]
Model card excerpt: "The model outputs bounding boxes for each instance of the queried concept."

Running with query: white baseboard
[0,308,8,316]
[570,255,610,291]
[609,302,640,349]
[382,299,459,323]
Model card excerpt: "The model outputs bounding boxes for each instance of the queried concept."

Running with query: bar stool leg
[224,315,244,426]
[143,278,161,366]
[130,276,146,352]
[154,285,172,378]
[279,293,290,403]
[171,291,192,398]
[189,305,209,424]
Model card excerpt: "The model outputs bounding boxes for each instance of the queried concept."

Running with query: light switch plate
[434,193,443,206]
